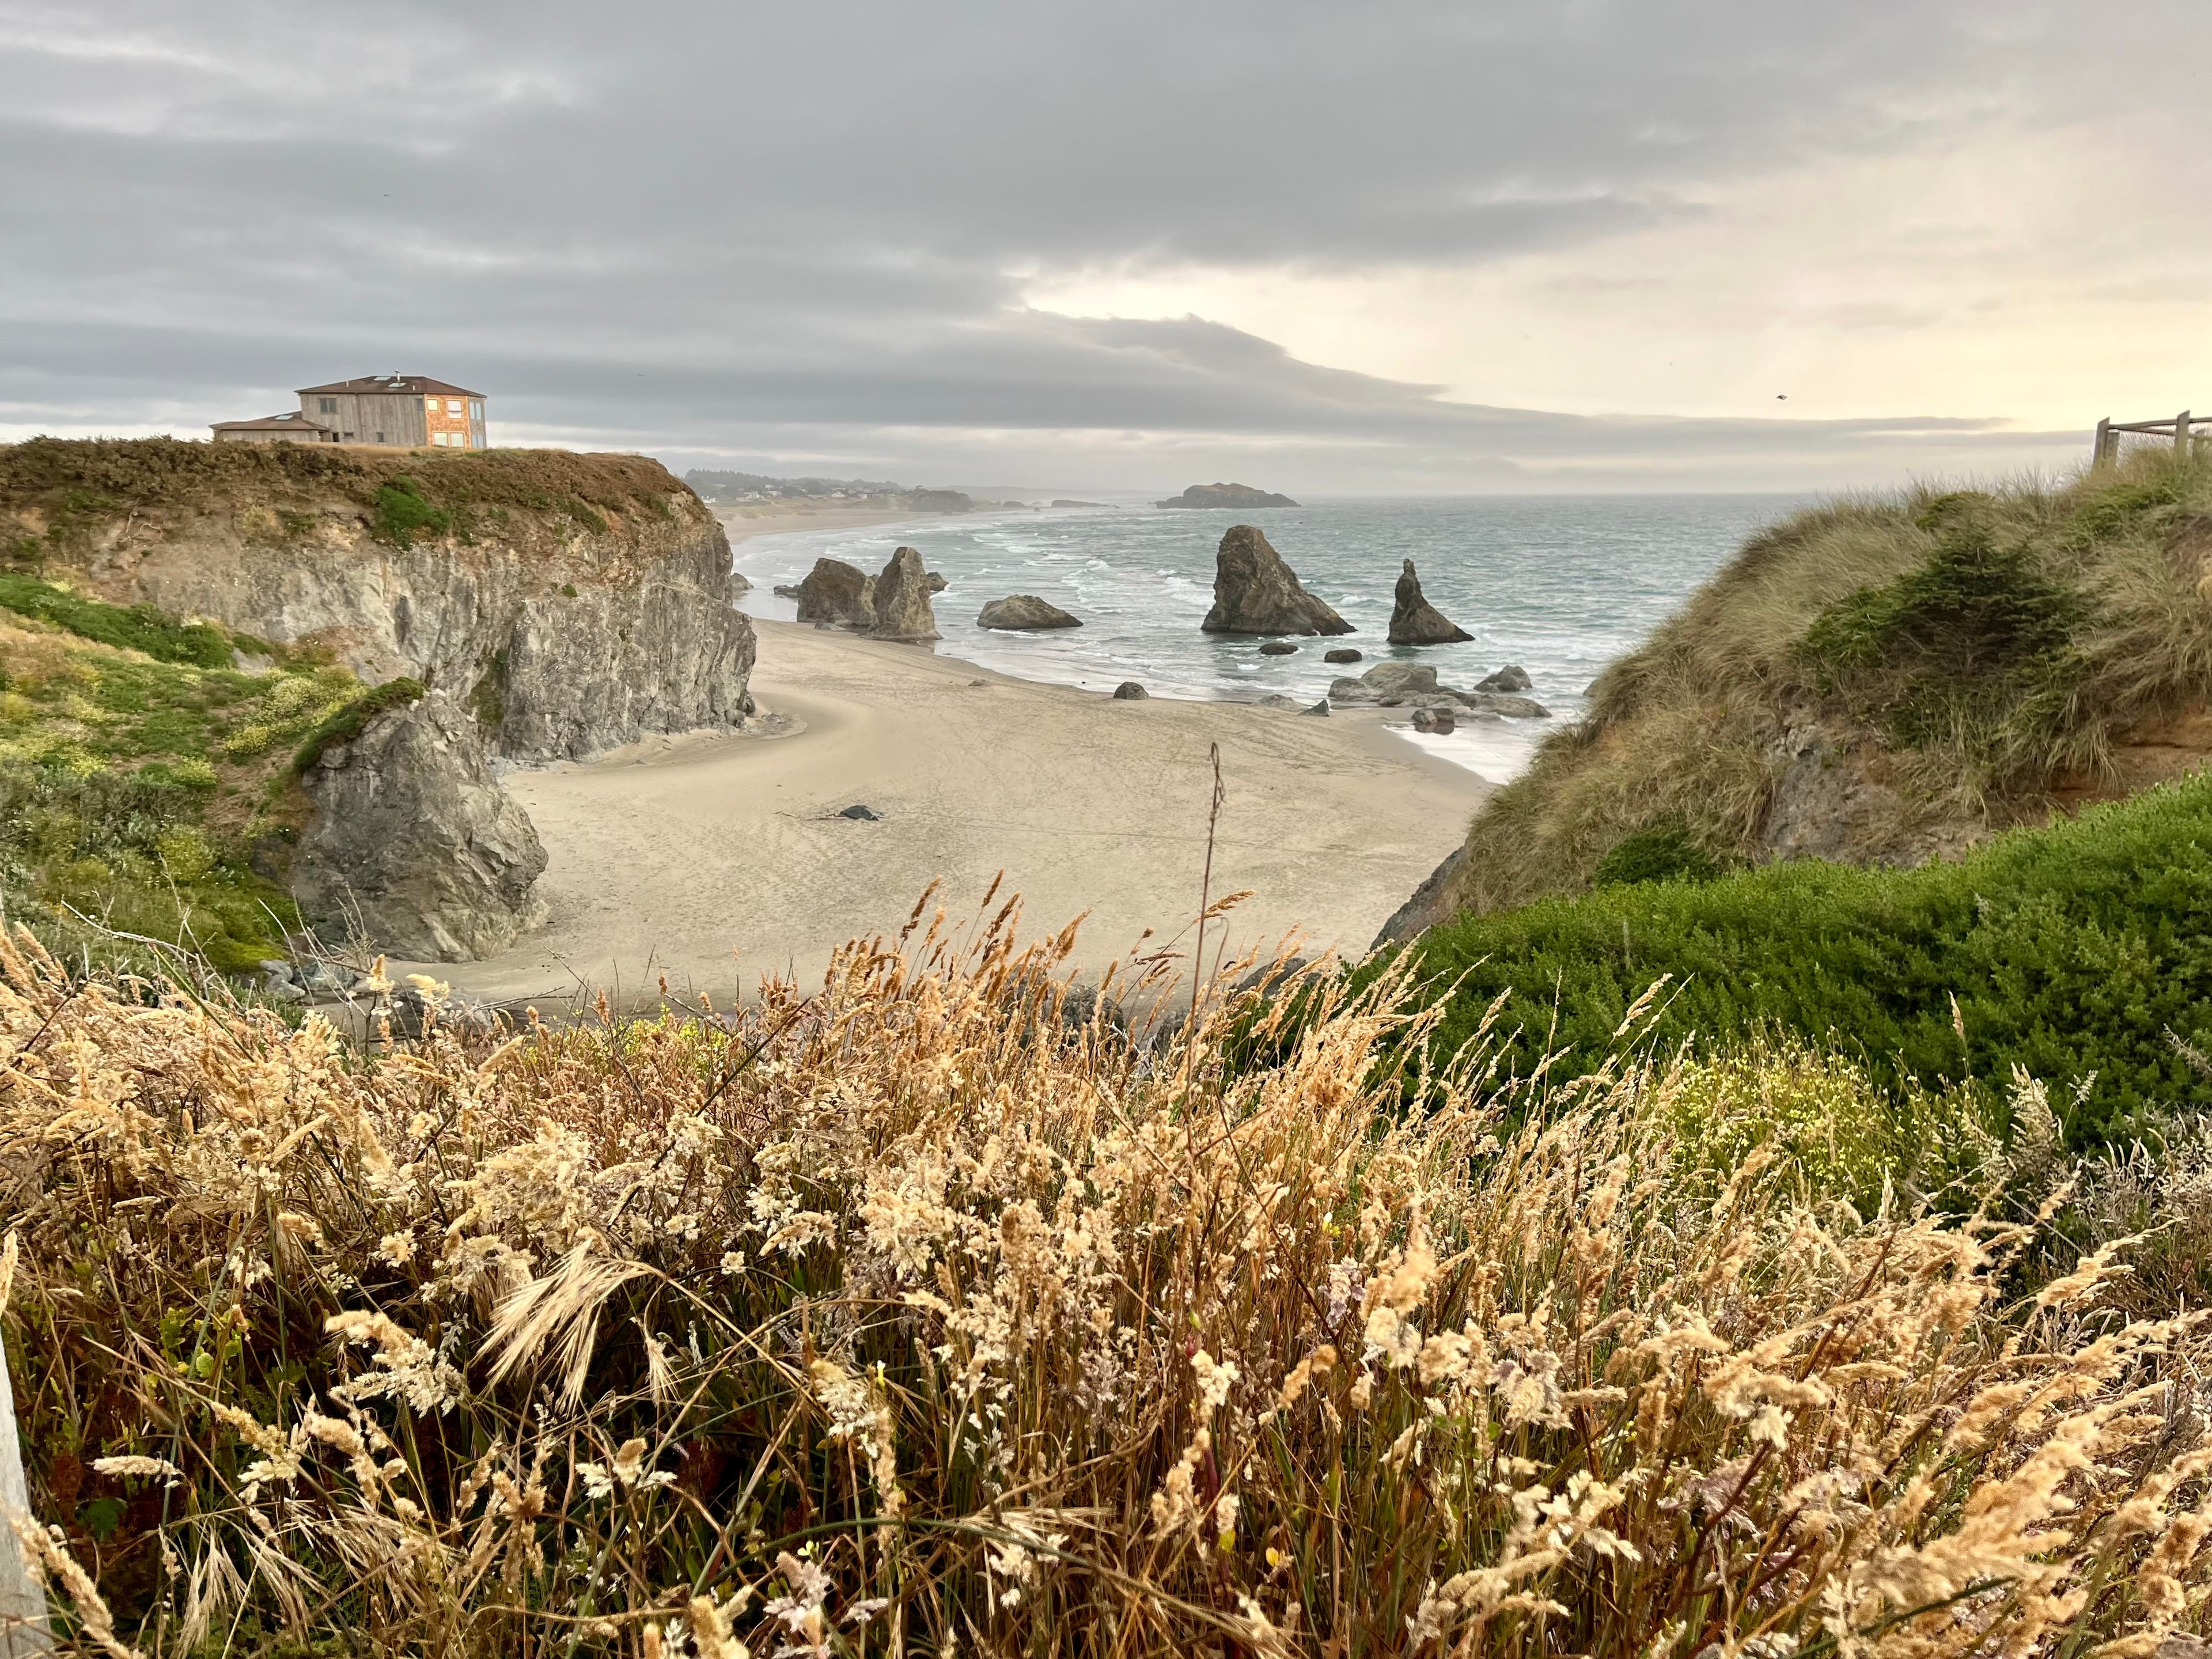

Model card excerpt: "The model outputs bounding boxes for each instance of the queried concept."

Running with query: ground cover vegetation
[9,909,2212,1659]
[0,577,400,972]
[1447,449,2212,916]
[1386,767,2212,1150]
[0,438,684,570]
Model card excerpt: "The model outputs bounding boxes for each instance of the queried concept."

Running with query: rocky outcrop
[291,689,548,961]
[869,546,941,641]
[978,594,1081,630]
[1113,681,1149,699]
[908,488,975,513]
[1325,647,1362,664]
[1373,844,1468,948]
[796,558,876,627]
[1201,525,1353,637]
[1328,660,1550,718]
[1476,664,1532,692]
[1388,560,1473,646]
[1158,483,1298,509]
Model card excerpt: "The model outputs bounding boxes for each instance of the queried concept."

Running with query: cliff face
[1,439,756,962]
[2,439,755,762]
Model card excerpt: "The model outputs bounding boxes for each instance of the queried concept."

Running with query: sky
[3,1,2208,494]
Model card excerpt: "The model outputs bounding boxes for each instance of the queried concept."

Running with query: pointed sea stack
[1201,525,1353,636]
[868,546,942,641]
[1387,559,1473,646]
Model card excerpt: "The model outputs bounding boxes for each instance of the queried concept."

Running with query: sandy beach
[717,505,921,547]
[418,620,1490,1008]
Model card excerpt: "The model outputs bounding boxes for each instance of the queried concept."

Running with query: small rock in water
[1302,697,1331,717]
[1112,681,1149,700]
[978,594,1082,630]
[1476,664,1533,693]
[839,804,882,820]
[1258,641,1298,656]
[1411,706,1457,734]
[773,582,802,600]
[1324,647,1362,664]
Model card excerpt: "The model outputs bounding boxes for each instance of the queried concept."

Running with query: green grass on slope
[1390,767,2212,1148]
[1443,451,2212,915]
[0,589,380,972]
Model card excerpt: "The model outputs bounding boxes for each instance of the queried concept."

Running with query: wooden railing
[2093,411,2203,465]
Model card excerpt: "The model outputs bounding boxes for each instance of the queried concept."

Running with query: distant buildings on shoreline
[212,374,488,449]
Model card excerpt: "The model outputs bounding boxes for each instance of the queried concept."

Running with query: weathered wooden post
[2179,412,2194,459]
[0,1236,48,1659]
[0,1325,50,1657]
[2093,416,2112,468]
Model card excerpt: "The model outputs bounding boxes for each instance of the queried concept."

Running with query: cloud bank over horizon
[2,1,2206,493]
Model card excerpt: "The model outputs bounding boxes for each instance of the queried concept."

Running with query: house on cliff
[296,375,488,449]
[210,411,339,445]
[210,374,490,449]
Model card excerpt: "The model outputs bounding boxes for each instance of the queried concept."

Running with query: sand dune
[416,620,1489,1008]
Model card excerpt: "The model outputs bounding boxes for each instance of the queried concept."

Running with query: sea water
[731,495,1804,781]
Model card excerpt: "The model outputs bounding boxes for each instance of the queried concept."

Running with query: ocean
[730,495,1805,781]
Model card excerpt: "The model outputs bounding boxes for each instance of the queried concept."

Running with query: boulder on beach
[1477,664,1533,692]
[1157,482,1298,509]
[1330,661,1440,704]
[1112,681,1149,700]
[1388,560,1474,646]
[1201,525,1354,637]
[1411,706,1457,734]
[1258,641,1298,656]
[1302,697,1331,717]
[869,546,942,642]
[978,594,1082,631]
[794,558,876,628]
[1324,647,1362,664]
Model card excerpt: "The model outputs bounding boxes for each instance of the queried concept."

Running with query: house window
[446,399,463,414]
[318,397,336,414]
[469,402,483,421]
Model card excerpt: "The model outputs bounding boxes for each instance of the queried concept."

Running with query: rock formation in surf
[869,546,942,641]
[1388,560,1474,645]
[978,595,1082,630]
[1200,525,1353,637]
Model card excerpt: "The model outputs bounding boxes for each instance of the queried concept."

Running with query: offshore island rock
[1157,483,1299,509]
[978,594,1082,630]
[869,546,942,641]
[1388,560,1474,645]
[1201,525,1353,637]
[293,690,548,962]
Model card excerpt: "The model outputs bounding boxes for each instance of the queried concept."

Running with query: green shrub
[1388,768,2212,1148]
[370,475,450,550]
[1592,821,1719,887]
[290,677,425,774]
[0,575,232,667]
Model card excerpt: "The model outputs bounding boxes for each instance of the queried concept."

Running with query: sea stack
[1201,525,1353,637]
[1388,560,1473,645]
[869,546,942,641]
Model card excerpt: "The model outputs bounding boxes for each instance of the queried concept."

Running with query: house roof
[297,374,486,398]
[211,412,336,433]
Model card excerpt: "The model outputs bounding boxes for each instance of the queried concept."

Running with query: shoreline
[717,506,922,547]
[416,619,1488,1007]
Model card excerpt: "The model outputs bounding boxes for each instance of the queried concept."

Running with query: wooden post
[2179,412,2194,458]
[2094,417,2111,468]
[0,1333,51,1658]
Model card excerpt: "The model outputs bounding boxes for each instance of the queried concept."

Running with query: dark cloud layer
[0,1,2194,487]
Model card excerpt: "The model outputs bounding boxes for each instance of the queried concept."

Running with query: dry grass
[5,908,2212,1657]
[1444,450,2212,915]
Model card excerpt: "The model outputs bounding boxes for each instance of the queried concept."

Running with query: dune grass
[1441,450,2212,918]
[7,910,2212,1657]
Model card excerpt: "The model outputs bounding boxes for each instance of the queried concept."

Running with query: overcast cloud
[2,1,2206,491]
